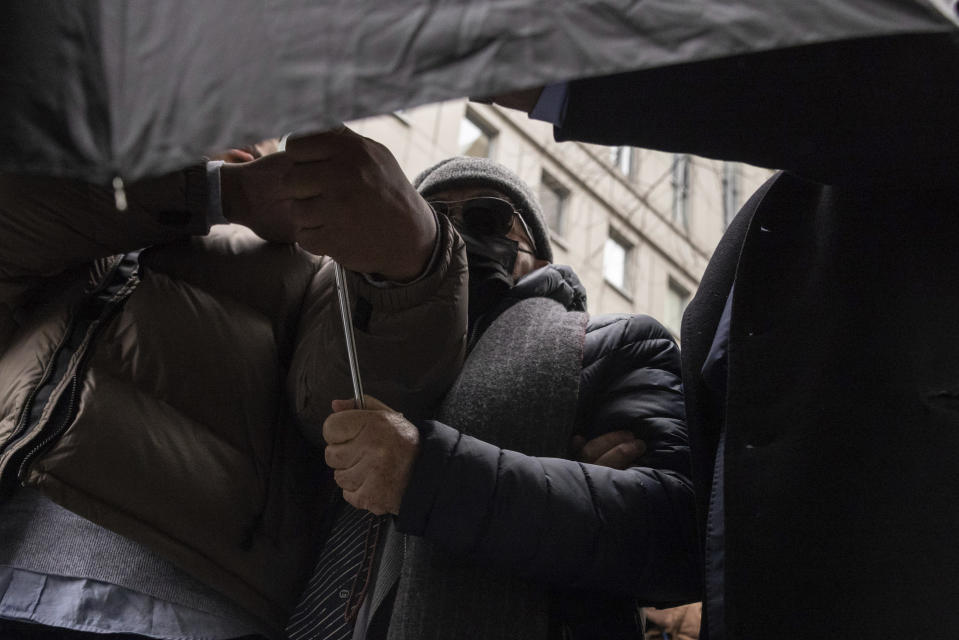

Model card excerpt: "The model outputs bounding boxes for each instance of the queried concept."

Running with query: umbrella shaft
[334,262,365,410]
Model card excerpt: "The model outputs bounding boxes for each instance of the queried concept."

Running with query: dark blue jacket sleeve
[555,33,959,189]
[396,314,699,606]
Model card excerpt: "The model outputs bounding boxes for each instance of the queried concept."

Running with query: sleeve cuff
[396,419,462,535]
[139,163,216,235]
[529,82,569,126]
[349,212,460,312]
[205,160,228,227]
[360,207,442,288]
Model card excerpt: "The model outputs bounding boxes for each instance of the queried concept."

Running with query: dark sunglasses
[429,196,537,254]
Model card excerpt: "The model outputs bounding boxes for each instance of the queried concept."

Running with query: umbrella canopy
[1,0,956,183]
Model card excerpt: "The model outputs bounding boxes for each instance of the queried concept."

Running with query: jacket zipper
[16,373,83,483]
[15,298,122,483]
[0,252,141,492]
[0,312,78,461]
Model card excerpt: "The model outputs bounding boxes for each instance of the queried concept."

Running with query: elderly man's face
[427,186,548,280]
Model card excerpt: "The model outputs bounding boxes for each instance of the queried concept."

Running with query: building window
[665,278,691,337]
[603,230,632,293]
[458,111,496,158]
[609,146,633,177]
[539,172,569,236]
[671,154,691,230]
[722,162,740,229]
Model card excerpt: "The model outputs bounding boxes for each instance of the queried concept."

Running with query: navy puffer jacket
[397,265,700,623]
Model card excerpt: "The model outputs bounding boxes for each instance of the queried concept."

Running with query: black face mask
[459,228,519,330]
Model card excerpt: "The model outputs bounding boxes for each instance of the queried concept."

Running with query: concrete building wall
[348,99,773,337]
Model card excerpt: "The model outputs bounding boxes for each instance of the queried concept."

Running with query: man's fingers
[342,487,387,515]
[329,396,394,414]
[331,398,361,413]
[472,87,544,113]
[286,162,333,200]
[284,126,362,162]
[342,488,365,511]
[593,439,647,470]
[322,411,368,445]
[333,465,365,492]
[284,158,368,201]
[359,395,391,411]
[574,431,646,468]
[210,148,255,163]
[294,223,333,260]
[324,442,364,470]
[323,397,398,443]
[578,430,636,463]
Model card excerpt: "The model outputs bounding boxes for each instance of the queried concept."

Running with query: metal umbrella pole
[333,262,366,410]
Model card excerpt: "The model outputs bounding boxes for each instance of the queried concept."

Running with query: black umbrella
[1,0,956,184]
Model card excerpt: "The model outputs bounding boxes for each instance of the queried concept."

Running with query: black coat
[555,32,959,639]
[397,265,699,636]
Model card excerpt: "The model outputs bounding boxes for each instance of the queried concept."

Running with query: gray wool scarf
[387,296,588,640]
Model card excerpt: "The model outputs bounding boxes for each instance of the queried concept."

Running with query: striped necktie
[287,504,382,640]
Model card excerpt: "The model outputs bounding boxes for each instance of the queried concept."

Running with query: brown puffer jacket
[0,170,467,636]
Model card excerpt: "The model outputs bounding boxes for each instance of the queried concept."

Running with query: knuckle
[356,494,373,512]
[336,474,356,492]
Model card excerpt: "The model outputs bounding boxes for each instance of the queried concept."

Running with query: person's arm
[0,165,213,276]
[0,164,223,351]
[493,33,959,188]
[323,314,699,605]
[0,124,440,304]
[289,211,468,432]
[398,315,696,605]
[1,125,446,356]
[0,142,322,317]
[285,129,467,430]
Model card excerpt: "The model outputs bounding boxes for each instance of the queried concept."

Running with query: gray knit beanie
[413,156,552,262]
